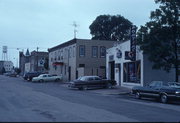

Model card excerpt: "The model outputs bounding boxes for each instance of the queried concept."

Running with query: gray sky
[0,0,159,67]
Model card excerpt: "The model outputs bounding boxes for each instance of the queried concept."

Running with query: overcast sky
[0,0,159,67]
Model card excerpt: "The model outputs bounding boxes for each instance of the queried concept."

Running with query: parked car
[23,72,42,81]
[9,73,18,77]
[32,74,62,82]
[68,76,117,90]
[132,81,180,103]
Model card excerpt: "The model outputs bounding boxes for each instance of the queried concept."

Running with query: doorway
[109,61,115,80]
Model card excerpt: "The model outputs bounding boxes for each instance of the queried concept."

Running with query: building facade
[19,50,48,75]
[106,40,175,88]
[0,61,13,73]
[48,38,117,82]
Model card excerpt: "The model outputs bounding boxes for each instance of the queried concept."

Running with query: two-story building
[48,38,117,82]
[19,49,48,75]
[0,60,13,73]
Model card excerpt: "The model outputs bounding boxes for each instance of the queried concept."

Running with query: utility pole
[72,21,79,39]
[36,47,39,72]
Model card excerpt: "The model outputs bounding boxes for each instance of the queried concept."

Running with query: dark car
[68,76,117,90]
[23,72,42,81]
[132,81,180,103]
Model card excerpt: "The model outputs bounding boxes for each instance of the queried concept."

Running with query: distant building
[0,61,13,73]
[48,38,117,82]
[106,40,176,88]
[19,49,48,75]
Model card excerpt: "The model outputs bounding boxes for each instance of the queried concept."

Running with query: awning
[52,62,64,66]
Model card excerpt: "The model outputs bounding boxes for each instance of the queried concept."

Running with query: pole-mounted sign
[130,25,137,61]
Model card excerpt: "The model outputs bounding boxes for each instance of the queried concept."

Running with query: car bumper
[167,95,180,101]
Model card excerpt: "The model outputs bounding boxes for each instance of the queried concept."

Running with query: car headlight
[175,91,180,94]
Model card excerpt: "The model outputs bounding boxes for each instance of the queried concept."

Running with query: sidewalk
[90,86,132,96]
[62,82,132,96]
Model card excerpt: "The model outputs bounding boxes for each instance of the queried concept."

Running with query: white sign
[38,59,44,67]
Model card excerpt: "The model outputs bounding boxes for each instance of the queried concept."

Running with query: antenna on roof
[72,21,79,39]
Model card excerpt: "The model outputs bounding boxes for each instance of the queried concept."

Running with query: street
[0,75,180,122]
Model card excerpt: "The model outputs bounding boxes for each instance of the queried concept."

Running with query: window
[92,46,98,58]
[123,61,141,83]
[69,47,72,58]
[73,46,75,57]
[79,64,85,67]
[100,46,106,58]
[61,50,63,60]
[79,45,85,57]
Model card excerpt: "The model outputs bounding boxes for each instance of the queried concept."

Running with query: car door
[141,81,162,97]
[86,77,96,88]
[42,75,48,81]
[93,77,105,88]
[47,75,54,81]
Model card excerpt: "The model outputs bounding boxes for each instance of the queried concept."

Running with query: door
[68,67,71,81]
[110,61,115,80]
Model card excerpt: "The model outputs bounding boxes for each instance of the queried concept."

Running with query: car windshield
[77,77,86,81]
[168,82,180,88]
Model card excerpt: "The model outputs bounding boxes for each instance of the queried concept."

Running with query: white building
[106,40,175,88]
[0,61,13,73]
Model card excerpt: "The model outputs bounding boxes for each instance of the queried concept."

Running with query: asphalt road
[0,75,180,122]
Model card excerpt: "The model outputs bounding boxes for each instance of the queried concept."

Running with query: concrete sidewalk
[62,82,132,96]
[90,86,132,96]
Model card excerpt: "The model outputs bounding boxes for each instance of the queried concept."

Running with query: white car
[32,74,62,82]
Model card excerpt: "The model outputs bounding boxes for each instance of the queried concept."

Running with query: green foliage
[1,67,6,74]
[89,15,132,41]
[137,0,180,81]
[14,68,21,74]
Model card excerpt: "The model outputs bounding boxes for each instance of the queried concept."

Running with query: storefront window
[123,61,141,83]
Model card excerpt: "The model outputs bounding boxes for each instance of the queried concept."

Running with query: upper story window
[79,45,85,57]
[61,50,63,60]
[100,46,106,58]
[73,46,76,57]
[69,47,72,58]
[92,46,98,58]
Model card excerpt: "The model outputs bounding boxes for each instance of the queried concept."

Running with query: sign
[130,25,137,61]
[125,51,133,60]
[109,55,114,61]
[38,59,44,67]
[116,49,122,59]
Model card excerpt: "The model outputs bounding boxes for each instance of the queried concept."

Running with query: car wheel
[55,78,60,82]
[78,87,83,90]
[82,86,88,90]
[39,79,44,82]
[106,83,113,89]
[160,94,168,103]
[135,92,141,99]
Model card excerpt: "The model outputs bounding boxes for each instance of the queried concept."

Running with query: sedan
[132,81,180,103]
[32,74,62,82]
[68,76,117,90]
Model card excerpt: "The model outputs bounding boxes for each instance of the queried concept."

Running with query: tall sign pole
[130,25,137,82]
[130,25,137,61]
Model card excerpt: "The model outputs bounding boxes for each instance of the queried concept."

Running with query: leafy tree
[137,0,180,82]
[44,58,49,70]
[1,67,6,74]
[14,67,21,75]
[89,15,132,41]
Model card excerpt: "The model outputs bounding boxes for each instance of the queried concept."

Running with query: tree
[89,15,132,41]
[1,67,6,74]
[14,67,21,75]
[44,58,49,70]
[137,0,180,82]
